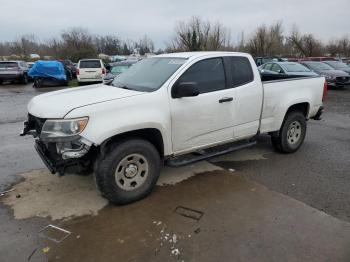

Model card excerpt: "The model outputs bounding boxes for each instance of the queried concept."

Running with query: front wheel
[271,111,307,153]
[94,139,161,205]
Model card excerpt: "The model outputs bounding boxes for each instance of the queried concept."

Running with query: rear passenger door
[170,57,237,153]
[228,56,263,139]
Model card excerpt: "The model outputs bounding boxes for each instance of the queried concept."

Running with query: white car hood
[28,84,144,118]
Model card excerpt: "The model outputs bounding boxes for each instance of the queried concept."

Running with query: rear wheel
[271,111,307,153]
[94,139,161,205]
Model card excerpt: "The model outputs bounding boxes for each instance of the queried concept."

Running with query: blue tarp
[28,60,67,80]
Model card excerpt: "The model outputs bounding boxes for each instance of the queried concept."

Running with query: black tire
[33,78,42,88]
[94,139,161,205]
[21,74,28,85]
[0,80,3,85]
[271,111,307,153]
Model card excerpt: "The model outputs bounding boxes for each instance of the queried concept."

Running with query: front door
[169,57,236,154]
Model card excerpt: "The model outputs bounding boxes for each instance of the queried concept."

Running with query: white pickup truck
[21,52,326,204]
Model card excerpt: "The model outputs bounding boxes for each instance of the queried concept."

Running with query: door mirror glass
[172,82,199,98]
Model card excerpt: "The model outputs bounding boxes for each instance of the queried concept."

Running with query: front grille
[28,114,46,135]
[336,76,350,84]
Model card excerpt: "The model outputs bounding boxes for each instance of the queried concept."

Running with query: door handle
[219,97,233,103]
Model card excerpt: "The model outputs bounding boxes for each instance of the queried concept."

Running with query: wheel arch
[100,128,165,159]
[285,102,310,118]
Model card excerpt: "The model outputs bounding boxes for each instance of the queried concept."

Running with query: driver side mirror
[172,82,200,98]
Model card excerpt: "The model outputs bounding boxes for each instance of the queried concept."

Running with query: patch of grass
[68,79,78,87]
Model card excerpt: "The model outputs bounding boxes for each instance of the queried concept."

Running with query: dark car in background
[259,62,318,80]
[254,57,286,66]
[103,61,135,85]
[307,57,337,62]
[0,61,29,84]
[300,61,350,88]
[323,61,350,74]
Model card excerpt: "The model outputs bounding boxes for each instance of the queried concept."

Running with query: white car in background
[76,59,106,85]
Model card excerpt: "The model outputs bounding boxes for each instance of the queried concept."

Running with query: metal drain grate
[38,225,71,243]
[175,206,204,221]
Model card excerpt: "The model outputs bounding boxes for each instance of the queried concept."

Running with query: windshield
[111,57,187,92]
[283,63,311,72]
[111,65,130,74]
[325,61,349,69]
[305,62,333,71]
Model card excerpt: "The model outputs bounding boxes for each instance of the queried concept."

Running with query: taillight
[322,81,327,101]
[102,68,106,75]
[76,69,79,75]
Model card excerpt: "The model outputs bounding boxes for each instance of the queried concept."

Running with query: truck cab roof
[157,51,250,60]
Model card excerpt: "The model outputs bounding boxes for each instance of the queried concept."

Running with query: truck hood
[28,83,144,118]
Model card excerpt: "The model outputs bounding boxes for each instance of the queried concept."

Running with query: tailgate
[79,68,103,79]
[0,62,20,75]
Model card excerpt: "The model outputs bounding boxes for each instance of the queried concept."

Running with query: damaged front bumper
[21,116,94,176]
[34,140,91,175]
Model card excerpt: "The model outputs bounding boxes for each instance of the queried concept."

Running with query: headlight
[41,117,88,140]
[325,75,335,80]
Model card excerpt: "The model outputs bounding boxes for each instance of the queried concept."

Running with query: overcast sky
[1,0,349,48]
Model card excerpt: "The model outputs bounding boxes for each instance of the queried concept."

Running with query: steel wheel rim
[115,153,149,191]
[287,121,302,145]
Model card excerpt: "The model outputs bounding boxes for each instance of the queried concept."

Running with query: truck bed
[260,76,325,134]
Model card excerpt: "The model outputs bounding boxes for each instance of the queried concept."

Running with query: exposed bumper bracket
[312,106,324,120]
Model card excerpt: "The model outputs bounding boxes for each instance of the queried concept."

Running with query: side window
[264,63,272,70]
[271,64,283,73]
[176,58,226,94]
[230,56,254,87]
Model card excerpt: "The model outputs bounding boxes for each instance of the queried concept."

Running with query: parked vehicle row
[0,59,79,86]
[258,57,350,88]
[300,61,350,88]
[259,62,318,80]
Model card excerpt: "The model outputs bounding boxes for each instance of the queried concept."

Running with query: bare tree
[246,22,284,57]
[168,16,231,51]
[287,25,323,57]
[60,28,97,61]
[95,35,122,55]
[136,35,155,55]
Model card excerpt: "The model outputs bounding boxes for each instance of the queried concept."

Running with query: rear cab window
[79,60,102,68]
[229,56,254,87]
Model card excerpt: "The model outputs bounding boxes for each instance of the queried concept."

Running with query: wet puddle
[2,149,350,261]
